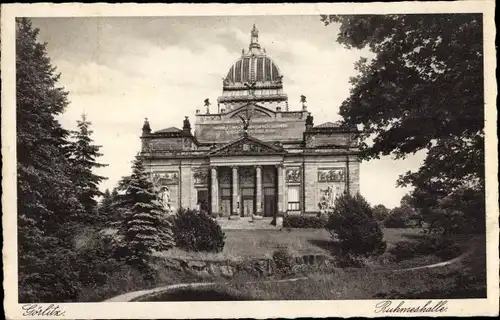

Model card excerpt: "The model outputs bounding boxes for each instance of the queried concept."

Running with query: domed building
[139,25,360,222]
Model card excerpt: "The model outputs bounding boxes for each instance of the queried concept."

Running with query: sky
[31,15,425,208]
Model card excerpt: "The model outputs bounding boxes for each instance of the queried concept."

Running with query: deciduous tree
[321,14,484,233]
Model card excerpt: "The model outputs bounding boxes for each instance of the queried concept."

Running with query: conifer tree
[69,114,108,219]
[16,18,83,302]
[118,157,173,266]
[98,189,113,220]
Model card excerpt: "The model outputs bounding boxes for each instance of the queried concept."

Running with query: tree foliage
[172,208,226,253]
[117,157,173,266]
[326,193,386,256]
[321,14,484,233]
[68,114,107,217]
[16,18,84,302]
[372,204,390,223]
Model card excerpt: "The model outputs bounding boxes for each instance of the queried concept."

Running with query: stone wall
[151,253,336,279]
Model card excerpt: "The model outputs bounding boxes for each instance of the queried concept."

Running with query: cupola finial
[249,24,260,51]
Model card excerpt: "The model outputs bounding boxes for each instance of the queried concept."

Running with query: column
[231,166,239,219]
[210,166,218,216]
[255,166,262,216]
[277,164,285,216]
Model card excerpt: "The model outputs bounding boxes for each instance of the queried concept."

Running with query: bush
[283,214,327,228]
[325,193,386,257]
[383,214,408,228]
[172,208,226,253]
[389,237,462,262]
[272,247,294,274]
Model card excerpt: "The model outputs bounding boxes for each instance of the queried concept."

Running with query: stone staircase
[216,216,276,230]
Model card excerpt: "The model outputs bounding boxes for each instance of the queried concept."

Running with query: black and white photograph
[2,2,498,318]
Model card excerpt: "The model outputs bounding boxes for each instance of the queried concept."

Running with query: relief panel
[152,171,180,185]
[317,168,346,182]
[193,168,209,186]
[285,167,301,183]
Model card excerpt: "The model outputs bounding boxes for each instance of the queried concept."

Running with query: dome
[225,55,282,84]
[218,25,288,112]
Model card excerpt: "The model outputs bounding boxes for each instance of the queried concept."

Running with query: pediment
[227,103,274,119]
[209,135,284,156]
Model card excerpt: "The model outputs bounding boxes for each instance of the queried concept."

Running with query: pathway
[105,277,309,302]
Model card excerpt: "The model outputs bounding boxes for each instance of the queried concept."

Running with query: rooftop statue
[238,115,252,137]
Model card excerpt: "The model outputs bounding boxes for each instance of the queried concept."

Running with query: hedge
[283,214,327,228]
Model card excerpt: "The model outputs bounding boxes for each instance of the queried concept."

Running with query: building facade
[139,25,360,219]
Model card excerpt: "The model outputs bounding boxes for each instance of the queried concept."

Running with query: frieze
[285,167,301,183]
[152,171,179,186]
[318,168,346,182]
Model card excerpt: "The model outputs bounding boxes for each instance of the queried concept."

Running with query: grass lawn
[88,229,483,302]
[156,228,423,261]
[138,234,487,301]
[141,245,486,301]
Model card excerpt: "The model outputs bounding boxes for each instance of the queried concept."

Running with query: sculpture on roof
[238,116,251,134]
[204,98,211,114]
[142,117,151,135]
[306,112,314,126]
[182,116,191,134]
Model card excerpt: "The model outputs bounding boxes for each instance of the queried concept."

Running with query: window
[287,186,300,211]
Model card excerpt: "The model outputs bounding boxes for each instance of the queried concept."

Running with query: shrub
[383,213,408,228]
[388,240,418,261]
[172,208,226,253]
[325,193,386,257]
[272,247,293,274]
[283,214,327,228]
[389,237,462,262]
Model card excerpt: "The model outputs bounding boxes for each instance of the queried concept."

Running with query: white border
[2,2,498,318]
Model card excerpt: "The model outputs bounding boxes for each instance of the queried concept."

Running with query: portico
[208,163,285,219]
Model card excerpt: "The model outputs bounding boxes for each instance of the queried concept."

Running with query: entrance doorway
[241,187,254,217]
[263,187,276,217]
[220,188,231,217]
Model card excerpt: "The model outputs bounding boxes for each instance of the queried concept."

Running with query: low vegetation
[172,208,226,253]
[326,193,386,257]
[137,237,486,301]
[283,214,327,229]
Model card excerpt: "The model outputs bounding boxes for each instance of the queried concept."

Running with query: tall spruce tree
[16,18,83,302]
[69,114,107,219]
[98,188,114,223]
[118,157,173,266]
